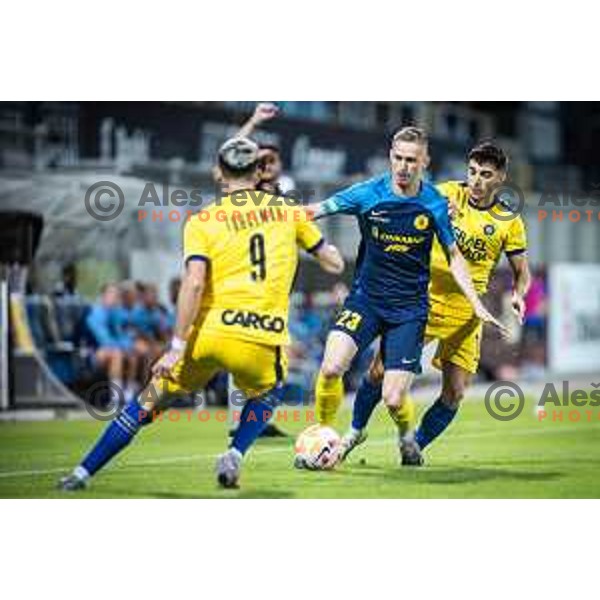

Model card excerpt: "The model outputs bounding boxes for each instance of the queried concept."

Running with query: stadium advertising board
[549,264,600,373]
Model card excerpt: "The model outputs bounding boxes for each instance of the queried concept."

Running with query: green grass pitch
[1,396,599,498]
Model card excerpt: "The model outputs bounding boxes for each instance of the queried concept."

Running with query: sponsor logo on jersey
[414,214,430,231]
[384,244,410,253]
[373,230,425,245]
[373,226,425,253]
[453,227,488,262]
[221,310,285,333]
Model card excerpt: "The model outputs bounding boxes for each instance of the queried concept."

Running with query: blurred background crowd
[9,261,548,408]
[1,101,596,411]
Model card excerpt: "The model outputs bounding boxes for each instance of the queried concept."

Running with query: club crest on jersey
[484,224,496,236]
[414,214,430,231]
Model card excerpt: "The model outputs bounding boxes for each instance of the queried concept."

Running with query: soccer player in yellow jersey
[59,137,344,491]
[340,141,531,465]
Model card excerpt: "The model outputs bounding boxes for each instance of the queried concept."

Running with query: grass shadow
[345,463,564,485]
[151,488,295,499]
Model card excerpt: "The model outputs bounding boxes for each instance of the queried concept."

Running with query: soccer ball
[294,424,341,470]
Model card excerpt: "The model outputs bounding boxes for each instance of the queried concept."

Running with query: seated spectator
[53,263,80,299]
[86,283,140,402]
[52,264,86,343]
[130,283,171,343]
[127,281,177,382]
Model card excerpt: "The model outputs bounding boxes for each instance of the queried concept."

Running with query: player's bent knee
[320,360,347,380]
[442,377,468,408]
[382,390,401,408]
[382,386,406,409]
[382,378,411,409]
[443,387,464,408]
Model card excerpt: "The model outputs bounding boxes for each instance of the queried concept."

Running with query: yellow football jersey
[183,191,324,346]
[429,180,527,316]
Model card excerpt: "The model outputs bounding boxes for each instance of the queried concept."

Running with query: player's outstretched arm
[306,198,343,220]
[307,177,368,220]
[507,253,531,324]
[237,102,279,139]
[306,202,327,220]
[152,260,206,378]
[313,243,345,274]
[446,244,509,338]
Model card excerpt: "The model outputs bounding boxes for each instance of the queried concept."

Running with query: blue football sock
[352,376,382,431]
[415,397,458,450]
[231,397,276,456]
[81,399,150,477]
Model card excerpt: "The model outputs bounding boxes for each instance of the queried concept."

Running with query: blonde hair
[392,126,428,148]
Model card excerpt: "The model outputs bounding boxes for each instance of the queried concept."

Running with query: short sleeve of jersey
[504,215,527,256]
[430,193,455,250]
[436,181,468,209]
[322,179,372,216]
[183,218,211,264]
[435,181,456,200]
[296,212,325,252]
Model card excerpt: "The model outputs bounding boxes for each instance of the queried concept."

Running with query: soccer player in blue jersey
[341,142,530,466]
[307,126,506,466]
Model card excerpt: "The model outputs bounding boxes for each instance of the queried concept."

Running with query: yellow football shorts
[154,328,288,400]
[426,302,482,375]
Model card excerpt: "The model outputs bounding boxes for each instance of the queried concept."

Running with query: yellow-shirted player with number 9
[59,137,344,491]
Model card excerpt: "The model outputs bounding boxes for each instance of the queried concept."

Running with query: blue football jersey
[322,173,455,321]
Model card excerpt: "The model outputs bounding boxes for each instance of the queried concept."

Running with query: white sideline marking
[0,422,598,480]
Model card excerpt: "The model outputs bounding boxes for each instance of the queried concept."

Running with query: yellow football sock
[315,372,344,426]
[387,394,416,438]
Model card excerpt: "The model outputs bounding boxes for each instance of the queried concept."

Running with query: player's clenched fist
[152,338,185,378]
[252,102,279,124]
[511,291,526,324]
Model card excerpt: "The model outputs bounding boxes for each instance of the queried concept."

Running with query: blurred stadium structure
[0,101,599,411]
